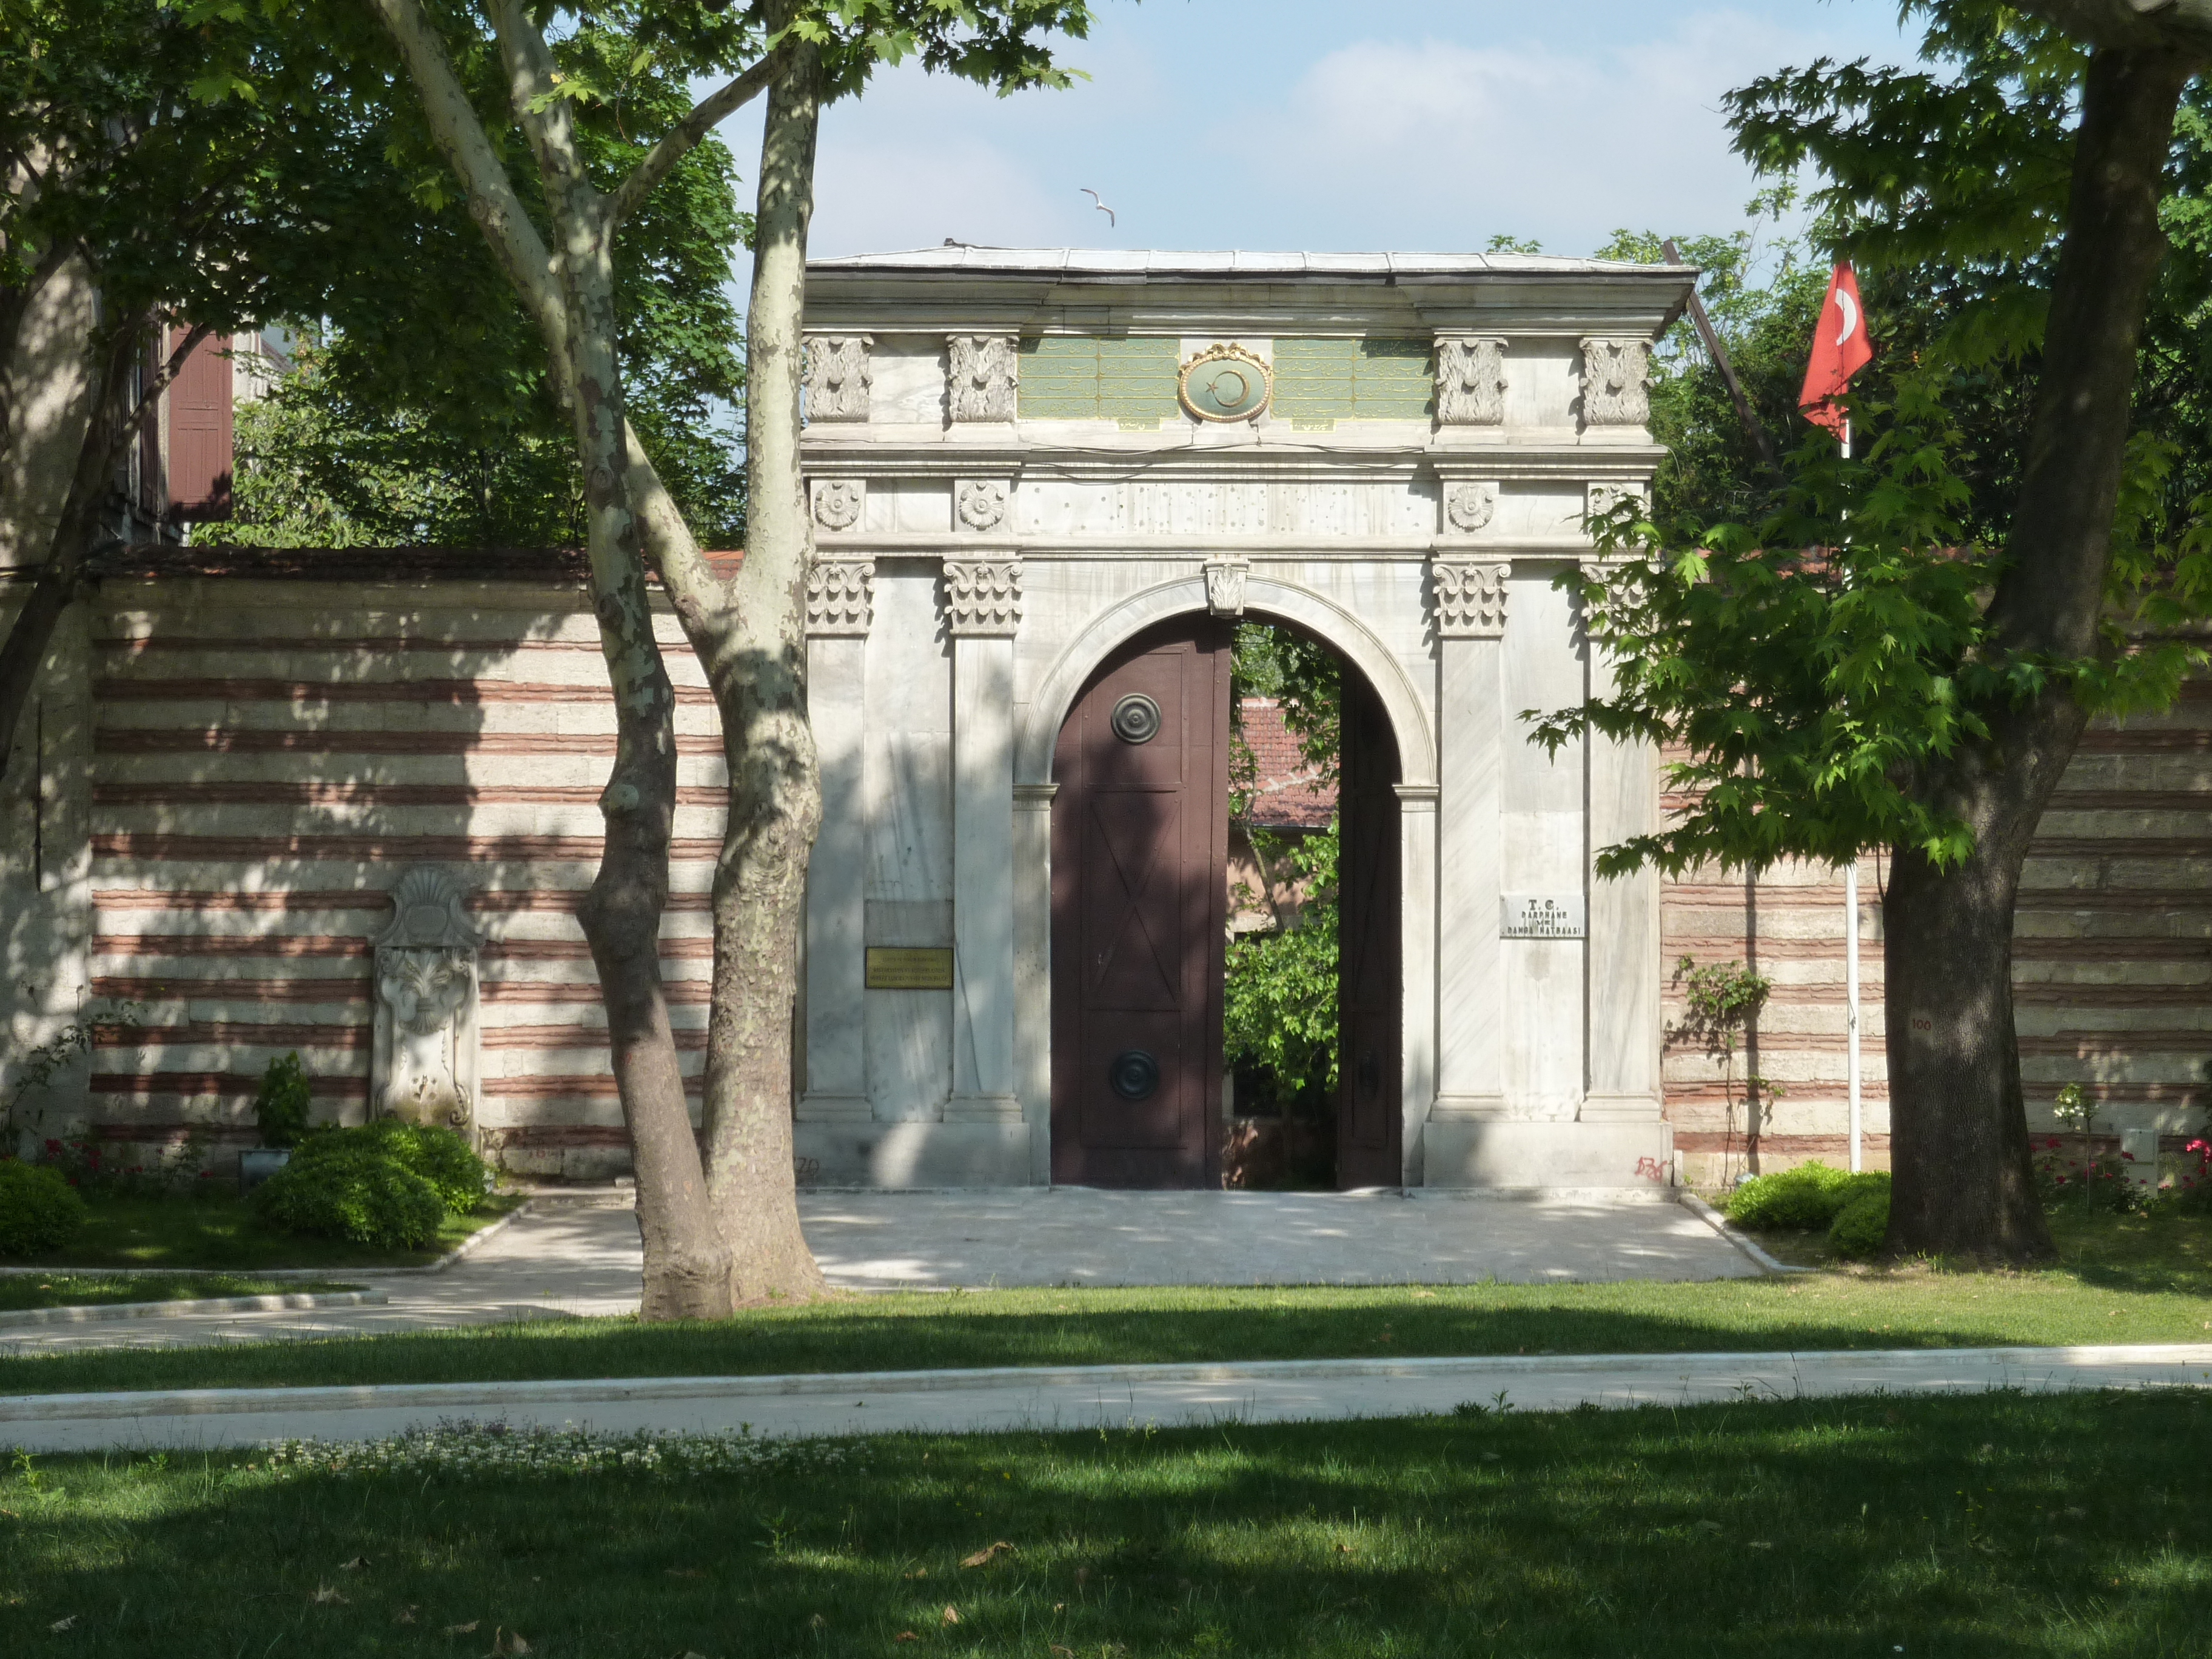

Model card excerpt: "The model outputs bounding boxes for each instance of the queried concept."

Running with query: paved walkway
[7,1344,2209,1454]
[0,1188,1752,1358]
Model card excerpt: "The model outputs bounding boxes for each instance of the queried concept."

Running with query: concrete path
[802,1188,1753,1289]
[5,1344,2208,1454]
[0,1188,1752,1358]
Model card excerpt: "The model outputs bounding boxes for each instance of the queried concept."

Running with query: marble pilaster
[1580,568,1663,1121]
[945,558,1023,1122]
[1427,557,1509,1121]
[799,558,876,1122]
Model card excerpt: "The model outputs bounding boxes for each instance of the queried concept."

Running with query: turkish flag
[1799,263,1874,437]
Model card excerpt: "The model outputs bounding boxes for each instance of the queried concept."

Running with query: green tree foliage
[1225,623,1344,1110]
[203,11,749,551]
[1536,7,2212,879]
[1224,824,1339,1102]
[1594,207,1829,526]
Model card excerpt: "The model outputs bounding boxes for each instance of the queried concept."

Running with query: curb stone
[0,1290,389,1330]
[1677,1190,1811,1275]
[5,1344,2212,1454]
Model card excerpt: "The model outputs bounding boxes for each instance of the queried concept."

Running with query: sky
[714,1,1928,263]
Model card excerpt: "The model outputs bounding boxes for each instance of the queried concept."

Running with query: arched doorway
[1048,612,1402,1188]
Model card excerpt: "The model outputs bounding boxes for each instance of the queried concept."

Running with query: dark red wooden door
[1335,669,1403,1188]
[1051,620,1232,1187]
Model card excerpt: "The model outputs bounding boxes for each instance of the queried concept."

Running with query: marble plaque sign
[1501,894,1586,939]
[866,947,956,990]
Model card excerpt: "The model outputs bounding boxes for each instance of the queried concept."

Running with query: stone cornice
[802,267,1694,341]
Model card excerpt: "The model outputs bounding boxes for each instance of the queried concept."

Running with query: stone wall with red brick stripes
[1661,682,2212,1185]
[61,574,726,1179]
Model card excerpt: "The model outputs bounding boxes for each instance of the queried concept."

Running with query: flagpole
[1842,416,1863,1174]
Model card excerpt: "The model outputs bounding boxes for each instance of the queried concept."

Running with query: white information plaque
[1501,894,1586,939]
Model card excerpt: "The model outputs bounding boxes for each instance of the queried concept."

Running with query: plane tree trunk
[1883,44,2198,1261]
[674,31,829,1302]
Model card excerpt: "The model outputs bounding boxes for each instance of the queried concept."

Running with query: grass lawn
[2,1191,526,1273]
[0,1274,364,1314]
[5,1206,2212,1396]
[1746,1197,2212,1286]
[2,1390,2208,1656]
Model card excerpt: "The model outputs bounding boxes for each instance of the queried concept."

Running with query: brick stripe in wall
[91,783,731,808]
[91,834,727,861]
[91,888,716,912]
[93,677,718,706]
[1663,675,2212,1183]
[96,730,727,756]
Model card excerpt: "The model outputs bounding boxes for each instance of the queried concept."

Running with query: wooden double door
[1050,618,1401,1188]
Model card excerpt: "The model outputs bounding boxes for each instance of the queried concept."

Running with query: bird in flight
[1080,187,1116,229]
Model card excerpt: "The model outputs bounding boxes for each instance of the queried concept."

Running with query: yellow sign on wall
[865,947,955,990]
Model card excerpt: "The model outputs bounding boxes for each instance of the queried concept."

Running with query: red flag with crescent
[1799,263,1873,436]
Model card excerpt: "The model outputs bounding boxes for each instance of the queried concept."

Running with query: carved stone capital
[1432,557,1510,640]
[944,557,1023,637]
[948,334,1020,423]
[955,478,1009,532]
[806,558,875,637]
[1435,335,1508,426]
[811,478,864,532]
[1579,337,1651,427]
[804,333,872,421]
[1204,557,1250,618]
[1443,479,1498,534]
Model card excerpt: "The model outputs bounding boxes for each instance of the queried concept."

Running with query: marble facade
[793,249,1696,1189]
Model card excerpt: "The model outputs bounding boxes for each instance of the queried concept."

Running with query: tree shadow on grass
[5,1392,2210,1657]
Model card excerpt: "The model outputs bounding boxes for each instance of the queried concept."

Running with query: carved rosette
[944,558,1023,637]
[1204,557,1250,618]
[806,558,876,637]
[947,334,1020,422]
[955,478,1008,532]
[1444,480,1498,535]
[811,478,864,532]
[1586,480,1649,524]
[1435,335,1508,426]
[371,867,484,1143]
[1579,337,1651,427]
[803,333,873,421]
[1432,558,1510,640]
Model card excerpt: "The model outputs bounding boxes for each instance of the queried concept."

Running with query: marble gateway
[13,250,2195,1190]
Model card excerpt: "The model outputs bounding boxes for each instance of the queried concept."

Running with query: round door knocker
[1109,692,1162,745]
[1108,1049,1161,1101]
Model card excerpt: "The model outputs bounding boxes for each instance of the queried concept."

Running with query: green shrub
[1726,1162,1891,1231]
[253,1147,444,1248]
[254,1051,313,1148]
[1828,1190,1891,1259]
[295,1120,490,1216]
[0,1159,90,1256]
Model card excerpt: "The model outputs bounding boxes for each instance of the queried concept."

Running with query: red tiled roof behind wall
[1239,697,1335,830]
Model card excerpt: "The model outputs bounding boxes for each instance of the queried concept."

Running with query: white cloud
[1234,12,1846,250]
[717,4,1919,261]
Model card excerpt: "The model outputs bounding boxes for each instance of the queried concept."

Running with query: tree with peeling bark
[0,0,379,788]
[1535,0,2212,1263]
[364,0,1096,1318]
